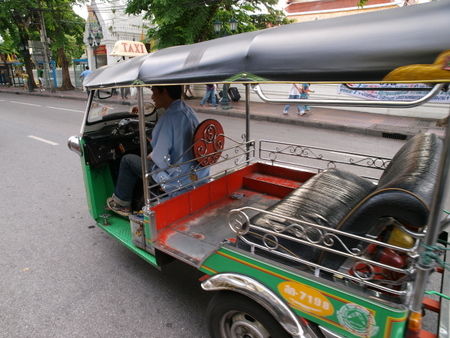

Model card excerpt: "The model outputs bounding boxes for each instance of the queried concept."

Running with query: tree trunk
[24,52,37,91]
[57,47,75,91]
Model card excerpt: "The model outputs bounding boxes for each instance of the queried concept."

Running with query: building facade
[283,0,411,22]
[83,0,152,70]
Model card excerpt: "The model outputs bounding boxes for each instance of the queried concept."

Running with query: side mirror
[96,89,113,99]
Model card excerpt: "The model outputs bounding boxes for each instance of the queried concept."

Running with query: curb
[2,88,88,102]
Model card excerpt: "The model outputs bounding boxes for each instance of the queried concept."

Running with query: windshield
[87,87,155,123]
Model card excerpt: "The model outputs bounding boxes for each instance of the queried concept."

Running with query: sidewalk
[1,86,445,139]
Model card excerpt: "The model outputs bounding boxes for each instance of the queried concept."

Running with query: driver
[106,85,210,217]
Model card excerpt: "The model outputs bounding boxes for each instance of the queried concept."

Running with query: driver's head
[151,85,182,110]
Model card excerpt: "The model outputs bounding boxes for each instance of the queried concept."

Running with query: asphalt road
[0,93,442,337]
[0,94,212,337]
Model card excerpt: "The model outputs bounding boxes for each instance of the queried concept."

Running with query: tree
[0,0,41,89]
[0,0,86,90]
[39,0,86,90]
[125,0,291,50]
[0,33,18,86]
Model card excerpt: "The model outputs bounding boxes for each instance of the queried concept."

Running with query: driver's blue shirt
[150,99,209,195]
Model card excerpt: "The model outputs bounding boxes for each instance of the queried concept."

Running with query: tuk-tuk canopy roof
[84,0,450,89]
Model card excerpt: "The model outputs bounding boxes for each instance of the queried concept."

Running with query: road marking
[27,135,59,146]
[46,106,84,113]
[10,101,41,107]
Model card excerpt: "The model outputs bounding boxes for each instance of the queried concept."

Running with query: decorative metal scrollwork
[227,209,251,235]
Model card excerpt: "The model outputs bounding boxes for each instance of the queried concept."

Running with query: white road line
[10,101,42,107]
[46,106,85,113]
[27,135,59,146]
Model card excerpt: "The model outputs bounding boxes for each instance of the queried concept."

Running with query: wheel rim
[220,310,271,338]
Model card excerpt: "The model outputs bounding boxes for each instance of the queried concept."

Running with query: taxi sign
[110,40,148,57]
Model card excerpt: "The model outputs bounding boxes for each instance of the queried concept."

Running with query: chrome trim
[412,119,450,315]
[319,326,342,338]
[67,135,82,156]
[227,206,416,297]
[253,83,444,108]
[259,139,391,181]
[137,87,150,207]
[201,273,312,338]
[439,241,450,337]
[143,205,156,251]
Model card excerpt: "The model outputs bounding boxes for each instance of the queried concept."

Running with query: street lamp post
[213,18,238,108]
[87,33,102,69]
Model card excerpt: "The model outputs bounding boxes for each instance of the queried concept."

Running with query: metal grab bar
[253,83,445,109]
[342,84,435,92]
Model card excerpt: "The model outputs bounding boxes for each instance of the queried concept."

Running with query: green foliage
[0,32,17,56]
[125,0,289,49]
[0,0,85,63]
[358,0,368,8]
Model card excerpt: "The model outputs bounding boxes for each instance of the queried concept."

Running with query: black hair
[153,85,182,100]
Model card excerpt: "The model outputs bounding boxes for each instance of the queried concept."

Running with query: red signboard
[94,45,107,55]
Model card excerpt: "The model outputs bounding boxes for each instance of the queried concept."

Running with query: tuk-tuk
[68,1,450,337]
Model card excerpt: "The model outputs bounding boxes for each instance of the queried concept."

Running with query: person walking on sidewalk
[299,83,315,114]
[200,84,218,107]
[79,67,92,97]
[22,70,29,91]
[184,85,195,99]
[37,65,45,92]
[282,84,303,115]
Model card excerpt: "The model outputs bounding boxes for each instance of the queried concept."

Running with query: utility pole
[37,3,55,93]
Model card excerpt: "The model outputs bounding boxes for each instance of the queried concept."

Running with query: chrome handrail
[253,83,445,108]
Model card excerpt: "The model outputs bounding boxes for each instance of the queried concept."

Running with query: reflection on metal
[253,83,445,108]
[201,273,306,338]
[67,135,82,156]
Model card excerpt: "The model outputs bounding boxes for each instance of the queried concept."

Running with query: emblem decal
[337,303,379,337]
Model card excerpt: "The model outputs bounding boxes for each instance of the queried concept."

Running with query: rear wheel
[206,291,292,338]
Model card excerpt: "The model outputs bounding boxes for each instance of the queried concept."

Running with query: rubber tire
[206,291,292,338]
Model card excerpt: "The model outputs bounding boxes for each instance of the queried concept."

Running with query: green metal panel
[79,139,115,219]
[201,246,408,338]
[96,216,159,268]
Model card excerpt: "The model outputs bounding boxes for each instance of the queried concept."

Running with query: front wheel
[206,291,292,338]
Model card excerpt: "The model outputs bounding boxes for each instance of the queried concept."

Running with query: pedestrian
[37,65,45,92]
[22,70,29,91]
[79,66,92,97]
[282,84,303,115]
[184,85,194,99]
[120,87,131,99]
[200,84,218,107]
[299,83,315,114]
[106,85,210,216]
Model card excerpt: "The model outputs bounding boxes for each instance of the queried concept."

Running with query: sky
[73,3,88,19]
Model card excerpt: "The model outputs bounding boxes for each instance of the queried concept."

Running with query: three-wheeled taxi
[69,1,450,337]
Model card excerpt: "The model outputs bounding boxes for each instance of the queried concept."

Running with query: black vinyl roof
[84,0,450,88]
